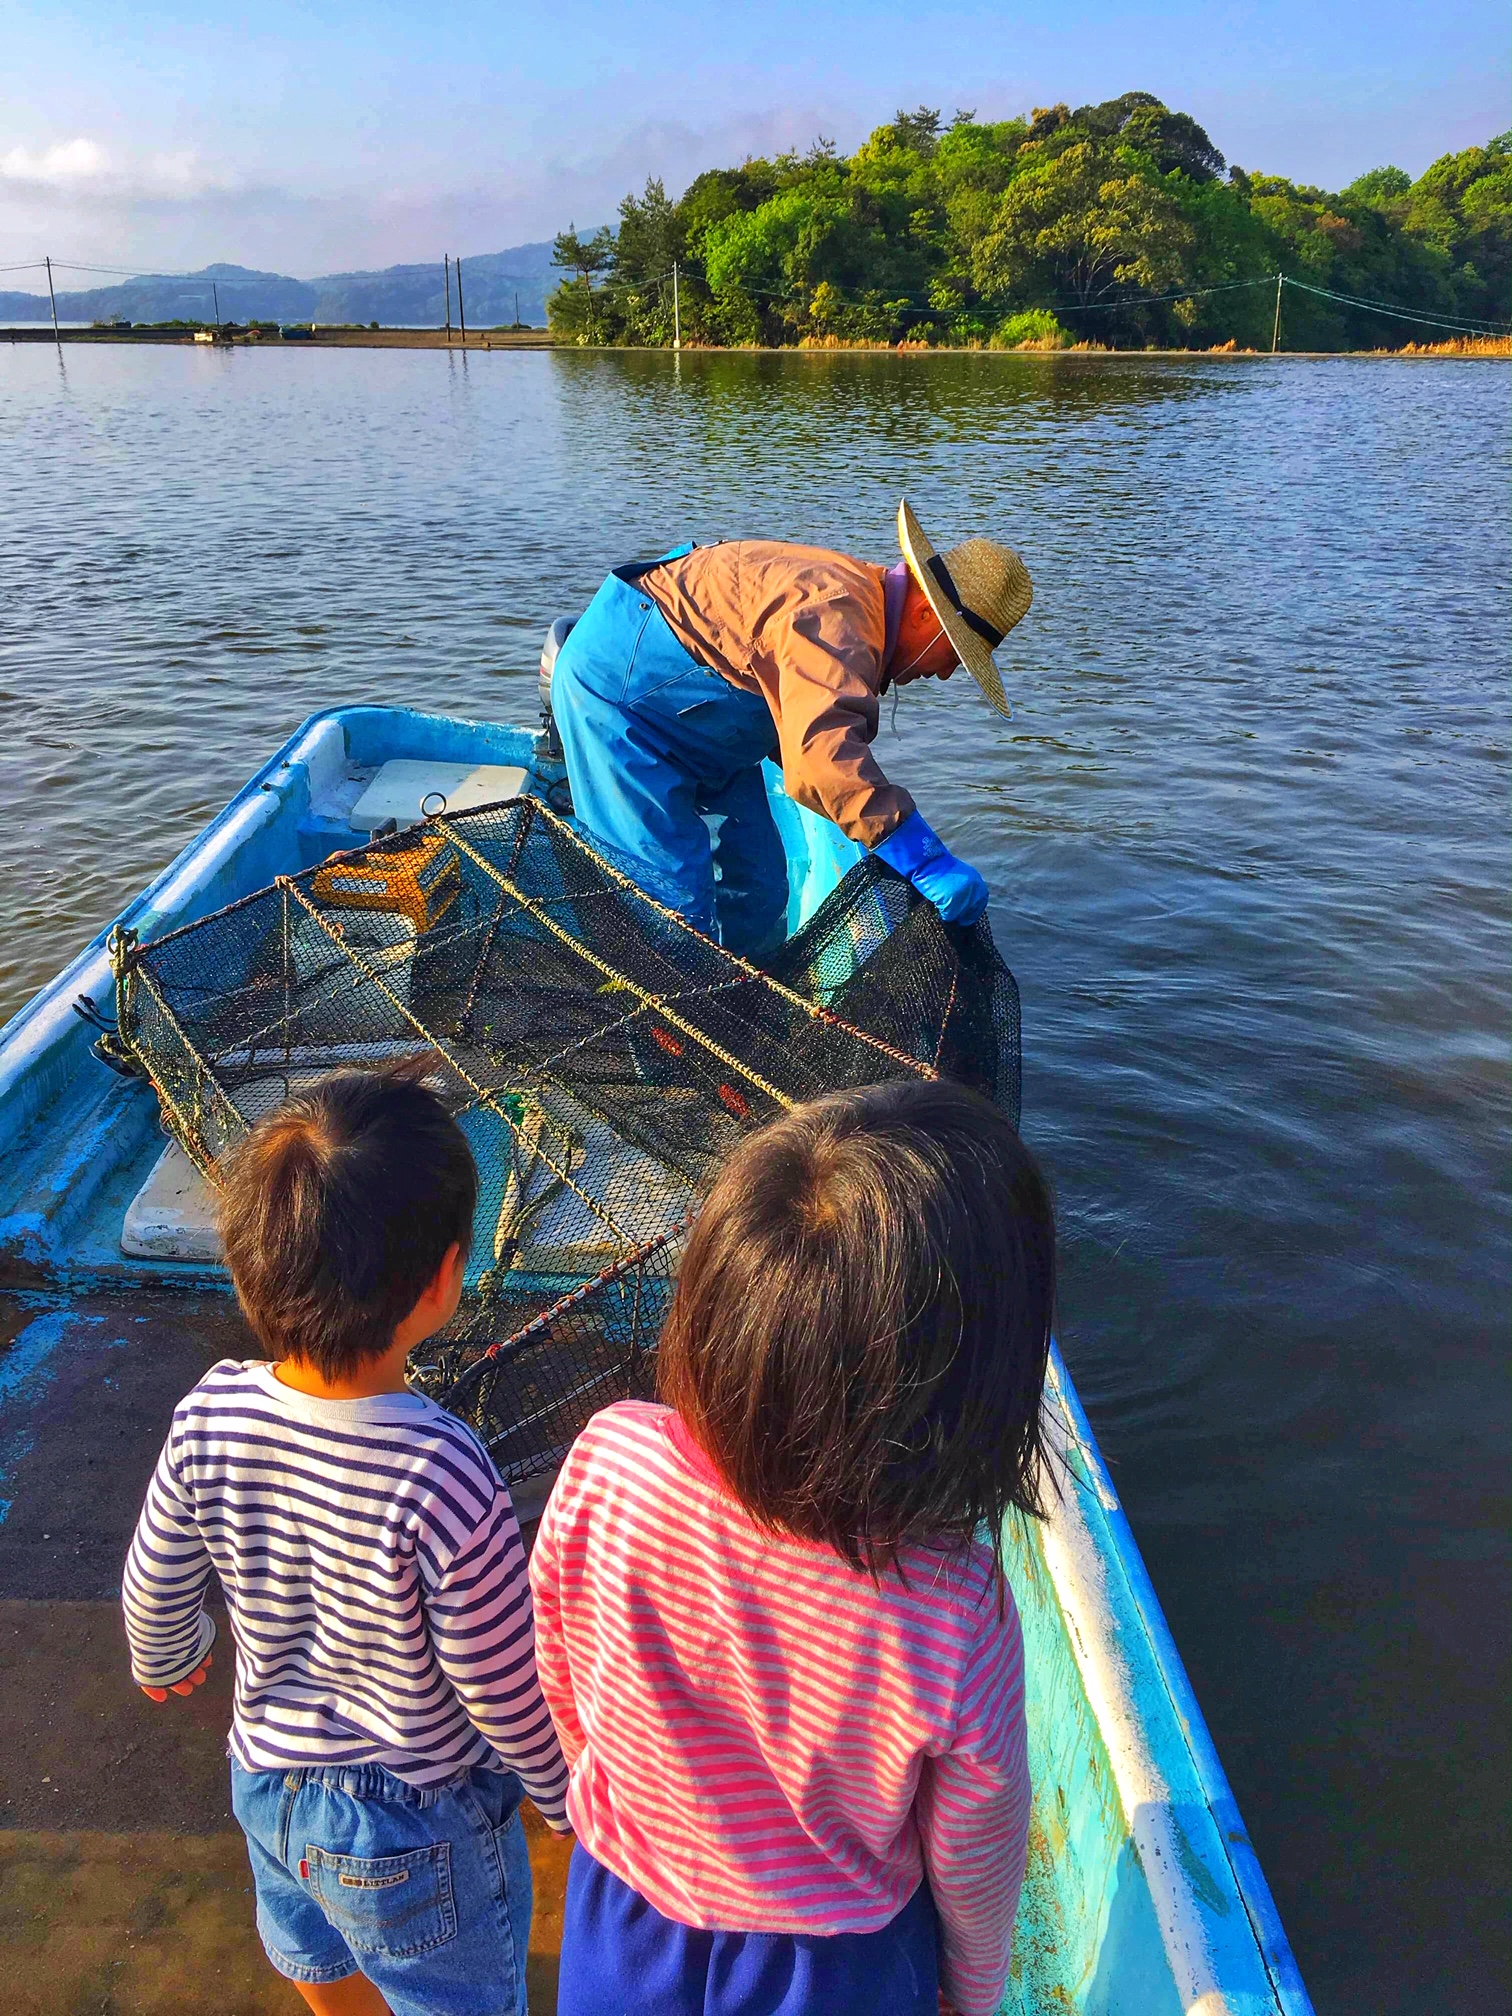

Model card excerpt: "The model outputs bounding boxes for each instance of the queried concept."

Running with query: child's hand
[140,1651,213,1703]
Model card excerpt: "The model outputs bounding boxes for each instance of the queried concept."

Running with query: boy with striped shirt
[123,1064,567,2016]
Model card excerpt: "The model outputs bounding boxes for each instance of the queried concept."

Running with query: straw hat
[897,498,1032,717]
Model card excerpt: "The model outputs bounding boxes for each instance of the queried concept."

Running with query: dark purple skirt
[557,1843,941,2016]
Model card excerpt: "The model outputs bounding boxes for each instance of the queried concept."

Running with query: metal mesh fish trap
[113,797,1020,1487]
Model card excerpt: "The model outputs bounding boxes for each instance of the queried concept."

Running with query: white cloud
[0,109,849,274]
[0,138,108,185]
[0,137,234,200]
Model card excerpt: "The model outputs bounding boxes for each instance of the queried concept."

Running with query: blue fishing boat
[0,698,1312,2015]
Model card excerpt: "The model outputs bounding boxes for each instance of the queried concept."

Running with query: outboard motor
[537,616,576,764]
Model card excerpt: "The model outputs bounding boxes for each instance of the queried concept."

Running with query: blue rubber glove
[872,811,990,925]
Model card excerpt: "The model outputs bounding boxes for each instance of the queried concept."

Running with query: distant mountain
[313,247,560,326]
[0,244,562,327]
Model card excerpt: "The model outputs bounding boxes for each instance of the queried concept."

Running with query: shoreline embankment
[2,326,558,350]
[4,326,1506,359]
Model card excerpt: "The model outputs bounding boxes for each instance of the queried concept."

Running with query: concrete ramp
[0,1292,569,2012]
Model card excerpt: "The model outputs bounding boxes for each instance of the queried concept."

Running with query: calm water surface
[2,344,1508,2009]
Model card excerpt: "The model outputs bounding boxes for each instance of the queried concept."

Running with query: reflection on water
[1,344,1507,2010]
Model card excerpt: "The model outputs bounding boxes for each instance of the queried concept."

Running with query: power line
[3,260,197,279]
[60,262,298,283]
[2,259,316,282]
[14,250,1510,339]
[1052,276,1277,313]
[1277,274,1510,335]
[1060,272,1508,333]
[622,264,1511,342]
[621,270,1278,316]
[48,261,176,277]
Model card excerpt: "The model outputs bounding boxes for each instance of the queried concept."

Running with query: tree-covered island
[548,94,1510,351]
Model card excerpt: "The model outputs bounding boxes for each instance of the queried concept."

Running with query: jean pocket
[305,1841,456,1958]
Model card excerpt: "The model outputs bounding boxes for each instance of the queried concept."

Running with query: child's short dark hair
[658,1079,1054,1575]
[218,1061,477,1379]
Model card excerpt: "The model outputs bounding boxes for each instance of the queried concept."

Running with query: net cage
[113,797,1020,1489]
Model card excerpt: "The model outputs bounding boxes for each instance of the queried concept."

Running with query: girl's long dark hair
[658,1078,1055,1577]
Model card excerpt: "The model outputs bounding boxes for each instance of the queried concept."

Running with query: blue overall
[552,550,789,961]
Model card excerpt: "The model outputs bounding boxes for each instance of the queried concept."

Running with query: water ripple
[0,343,1507,2010]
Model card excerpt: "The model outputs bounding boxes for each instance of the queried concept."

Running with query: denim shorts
[230,1759,532,2016]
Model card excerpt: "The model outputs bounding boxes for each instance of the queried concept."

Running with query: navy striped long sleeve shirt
[122,1359,569,1821]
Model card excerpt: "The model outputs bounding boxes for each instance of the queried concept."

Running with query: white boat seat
[121,1142,222,1262]
[348,760,528,832]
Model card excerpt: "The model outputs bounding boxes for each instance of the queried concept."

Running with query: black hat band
[925,553,1005,650]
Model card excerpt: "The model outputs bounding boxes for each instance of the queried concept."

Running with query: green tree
[1239,171,1462,344]
[1402,135,1510,320]
[547,102,1508,352]
[931,114,1031,335]
[610,179,687,343]
[880,106,943,157]
[551,224,615,287]
[1170,173,1279,346]
[703,186,858,341]
[1120,105,1225,183]
[1345,165,1413,204]
[615,180,682,284]
[1069,91,1225,183]
[1071,91,1164,135]
[973,139,1195,312]
[548,224,616,341]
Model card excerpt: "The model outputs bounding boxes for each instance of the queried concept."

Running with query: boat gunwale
[0,705,358,1064]
[1042,1348,1315,2014]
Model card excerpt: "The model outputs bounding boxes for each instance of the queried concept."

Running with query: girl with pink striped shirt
[530,1079,1055,2016]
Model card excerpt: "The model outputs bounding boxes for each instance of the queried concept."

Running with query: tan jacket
[642,541,916,847]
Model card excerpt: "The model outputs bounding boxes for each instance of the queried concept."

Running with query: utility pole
[1272,272,1283,354]
[444,255,453,343]
[515,289,520,329]
[212,281,221,330]
[672,260,681,351]
[44,256,61,349]
[456,256,467,344]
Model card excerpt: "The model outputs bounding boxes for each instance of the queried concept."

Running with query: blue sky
[2,0,1507,276]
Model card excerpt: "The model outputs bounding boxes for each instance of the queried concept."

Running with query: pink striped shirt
[529,1401,1029,2016]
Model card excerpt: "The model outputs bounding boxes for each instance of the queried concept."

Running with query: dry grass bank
[1386,335,1510,357]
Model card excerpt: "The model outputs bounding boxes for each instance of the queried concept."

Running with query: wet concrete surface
[0,1291,570,2013]
[1,1598,238,1833]
[0,1813,569,2015]
[0,1292,229,1605]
